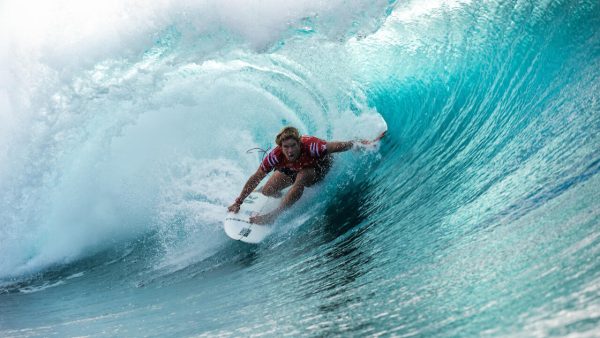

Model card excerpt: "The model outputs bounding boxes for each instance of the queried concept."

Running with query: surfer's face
[281,138,301,161]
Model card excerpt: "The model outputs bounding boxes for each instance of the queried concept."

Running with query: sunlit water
[1,0,599,336]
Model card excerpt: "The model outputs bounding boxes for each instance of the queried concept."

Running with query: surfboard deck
[224,191,281,244]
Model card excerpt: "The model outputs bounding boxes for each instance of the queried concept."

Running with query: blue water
[1,0,599,336]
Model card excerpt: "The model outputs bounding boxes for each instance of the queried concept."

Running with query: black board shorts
[277,155,332,184]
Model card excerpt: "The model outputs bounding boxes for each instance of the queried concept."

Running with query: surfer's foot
[250,212,277,225]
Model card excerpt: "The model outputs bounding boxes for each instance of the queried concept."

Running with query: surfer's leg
[306,156,332,187]
[295,167,319,186]
[261,171,294,197]
[278,168,318,209]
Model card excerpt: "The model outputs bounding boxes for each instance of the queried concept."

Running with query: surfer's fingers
[357,131,386,146]
[373,130,387,142]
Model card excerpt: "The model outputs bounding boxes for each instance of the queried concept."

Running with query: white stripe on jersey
[267,153,274,167]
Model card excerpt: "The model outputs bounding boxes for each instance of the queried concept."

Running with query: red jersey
[260,136,329,173]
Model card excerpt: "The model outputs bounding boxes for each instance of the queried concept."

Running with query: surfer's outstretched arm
[326,141,355,153]
[228,168,267,213]
[327,131,387,153]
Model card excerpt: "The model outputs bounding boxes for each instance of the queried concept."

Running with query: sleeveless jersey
[260,136,328,173]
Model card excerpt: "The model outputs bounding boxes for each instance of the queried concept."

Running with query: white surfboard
[224,191,282,244]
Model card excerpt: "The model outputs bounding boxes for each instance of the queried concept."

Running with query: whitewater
[1,0,599,336]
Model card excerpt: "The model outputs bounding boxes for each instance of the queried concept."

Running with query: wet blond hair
[275,126,301,146]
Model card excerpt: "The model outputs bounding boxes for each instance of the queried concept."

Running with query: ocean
[1,0,599,336]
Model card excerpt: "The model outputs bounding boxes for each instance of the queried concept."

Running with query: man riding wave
[228,126,385,224]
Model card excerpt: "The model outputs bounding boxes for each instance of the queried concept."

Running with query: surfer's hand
[354,131,387,151]
[361,130,387,145]
[354,131,387,148]
[227,202,241,213]
[373,130,387,142]
[250,212,276,225]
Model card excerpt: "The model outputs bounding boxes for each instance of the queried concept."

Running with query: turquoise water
[1,0,599,336]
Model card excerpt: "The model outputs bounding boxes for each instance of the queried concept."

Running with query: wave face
[1,0,599,336]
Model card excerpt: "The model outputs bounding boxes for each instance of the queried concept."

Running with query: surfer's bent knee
[296,168,320,187]
[262,185,281,197]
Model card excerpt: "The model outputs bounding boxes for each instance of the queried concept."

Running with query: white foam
[66,272,85,279]
[19,280,66,294]
[1,0,391,69]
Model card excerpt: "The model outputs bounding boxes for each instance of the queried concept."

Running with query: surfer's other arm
[228,168,267,213]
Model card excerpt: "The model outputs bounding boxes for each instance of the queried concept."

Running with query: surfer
[228,126,385,224]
